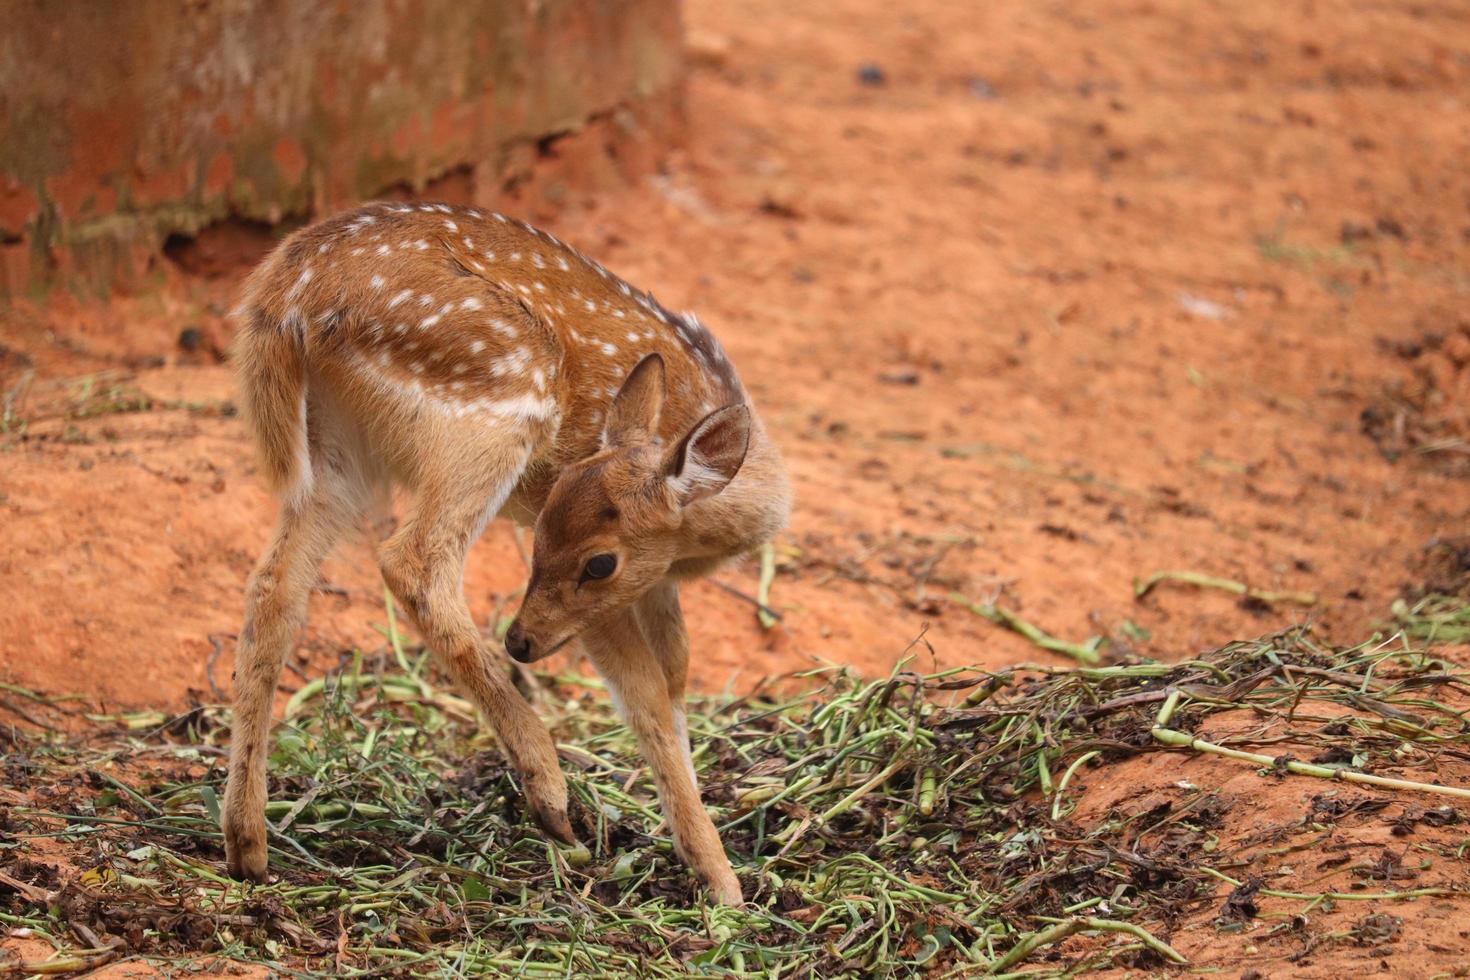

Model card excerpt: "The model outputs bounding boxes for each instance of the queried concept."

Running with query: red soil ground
[3,0,1470,974]
[4,0,1467,705]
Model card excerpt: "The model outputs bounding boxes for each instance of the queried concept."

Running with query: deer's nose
[505,622,534,663]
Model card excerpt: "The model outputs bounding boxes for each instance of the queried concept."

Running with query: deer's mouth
[510,632,574,664]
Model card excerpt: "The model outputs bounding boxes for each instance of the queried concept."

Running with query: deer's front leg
[635,582,699,788]
[585,609,741,904]
[377,495,574,847]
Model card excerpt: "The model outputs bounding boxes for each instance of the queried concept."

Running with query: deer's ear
[604,353,666,447]
[663,403,751,506]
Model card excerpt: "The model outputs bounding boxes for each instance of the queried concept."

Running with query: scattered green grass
[1134,570,1318,608]
[4,620,1470,977]
[949,594,1106,664]
[1255,234,1360,267]
[1394,593,1470,645]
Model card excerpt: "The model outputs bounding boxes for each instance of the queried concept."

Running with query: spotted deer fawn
[223,202,790,904]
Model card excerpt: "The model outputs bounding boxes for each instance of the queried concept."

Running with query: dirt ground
[3,0,1470,974]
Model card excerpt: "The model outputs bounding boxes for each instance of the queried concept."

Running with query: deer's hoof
[530,801,578,847]
[222,816,270,883]
[705,871,744,906]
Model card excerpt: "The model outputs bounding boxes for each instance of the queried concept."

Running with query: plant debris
[4,620,1470,976]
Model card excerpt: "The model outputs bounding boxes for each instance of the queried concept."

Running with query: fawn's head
[505,354,750,662]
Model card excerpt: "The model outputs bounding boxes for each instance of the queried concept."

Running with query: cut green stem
[950,594,1103,665]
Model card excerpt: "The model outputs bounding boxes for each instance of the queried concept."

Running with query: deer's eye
[580,553,617,582]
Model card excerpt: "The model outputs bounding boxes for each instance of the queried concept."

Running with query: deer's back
[237,202,746,502]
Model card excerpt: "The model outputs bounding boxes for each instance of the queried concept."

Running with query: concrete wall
[0,0,683,300]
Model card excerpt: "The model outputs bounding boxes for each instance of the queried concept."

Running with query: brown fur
[223,202,790,904]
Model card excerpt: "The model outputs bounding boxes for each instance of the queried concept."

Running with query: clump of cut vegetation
[3,611,1470,977]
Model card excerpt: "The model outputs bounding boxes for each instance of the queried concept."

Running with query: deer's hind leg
[376,429,574,845]
[223,442,371,882]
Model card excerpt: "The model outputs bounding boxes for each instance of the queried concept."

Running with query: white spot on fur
[444,219,458,232]
[469,340,485,354]
[388,289,412,309]
[461,296,483,310]
[287,265,313,299]
[481,391,557,423]
[370,274,385,289]
[492,346,531,377]
[351,349,556,430]
[601,342,617,356]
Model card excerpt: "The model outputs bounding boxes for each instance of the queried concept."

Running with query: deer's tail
[232,299,312,508]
